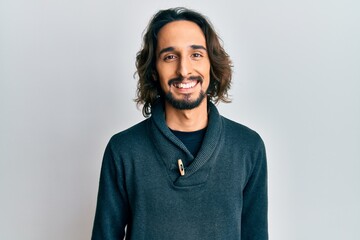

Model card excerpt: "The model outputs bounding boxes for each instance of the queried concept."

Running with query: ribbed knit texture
[92,101,268,240]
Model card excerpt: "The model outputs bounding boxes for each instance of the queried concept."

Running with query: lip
[167,76,203,94]
[173,80,198,89]
[168,76,203,86]
[170,80,200,94]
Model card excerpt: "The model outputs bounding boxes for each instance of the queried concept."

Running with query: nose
[176,57,192,77]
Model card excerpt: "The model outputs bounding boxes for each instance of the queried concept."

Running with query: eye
[192,53,203,59]
[163,54,177,61]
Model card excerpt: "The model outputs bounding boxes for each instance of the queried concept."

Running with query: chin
[165,91,206,110]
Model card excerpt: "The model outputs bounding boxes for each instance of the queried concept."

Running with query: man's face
[156,20,211,110]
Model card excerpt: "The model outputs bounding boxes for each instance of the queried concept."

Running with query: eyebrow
[158,47,175,57]
[190,44,207,51]
[157,45,207,58]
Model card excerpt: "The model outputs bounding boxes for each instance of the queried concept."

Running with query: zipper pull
[177,159,185,176]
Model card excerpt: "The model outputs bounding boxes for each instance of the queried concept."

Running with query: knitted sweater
[92,101,268,240]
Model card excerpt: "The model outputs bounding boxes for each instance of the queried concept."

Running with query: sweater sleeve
[241,137,268,240]
[91,139,130,240]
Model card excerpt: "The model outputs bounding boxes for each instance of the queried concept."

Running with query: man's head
[135,7,232,117]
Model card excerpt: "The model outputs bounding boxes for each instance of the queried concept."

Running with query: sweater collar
[150,99,223,187]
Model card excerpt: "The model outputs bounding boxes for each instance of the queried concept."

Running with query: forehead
[156,20,206,50]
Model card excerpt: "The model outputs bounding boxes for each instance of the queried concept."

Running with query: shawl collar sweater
[92,101,268,240]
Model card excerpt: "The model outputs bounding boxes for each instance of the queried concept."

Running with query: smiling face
[156,20,211,110]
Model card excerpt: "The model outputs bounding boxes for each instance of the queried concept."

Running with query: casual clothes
[92,101,268,239]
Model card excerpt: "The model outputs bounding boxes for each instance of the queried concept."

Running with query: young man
[92,7,268,240]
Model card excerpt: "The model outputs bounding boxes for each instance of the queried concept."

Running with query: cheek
[199,61,211,80]
[156,71,170,92]
[156,62,173,78]
[160,79,168,91]
[199,59,210,72]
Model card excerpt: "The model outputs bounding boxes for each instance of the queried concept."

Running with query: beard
[164,90,206,110]
[163,75,207,110]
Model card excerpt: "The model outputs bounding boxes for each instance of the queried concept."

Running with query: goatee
[164,90,206,110]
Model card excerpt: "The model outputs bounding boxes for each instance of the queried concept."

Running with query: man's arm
[241,138,268,240]
[92,140,130,239]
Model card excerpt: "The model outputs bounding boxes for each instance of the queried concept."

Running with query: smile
[173,81,198,89]
[168,75,203,90]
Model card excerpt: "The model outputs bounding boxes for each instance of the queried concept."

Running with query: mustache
[168,76,203,86]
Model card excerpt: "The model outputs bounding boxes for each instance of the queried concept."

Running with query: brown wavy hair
[135,7,232,117]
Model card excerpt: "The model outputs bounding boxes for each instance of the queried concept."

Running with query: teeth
[174,81,197,89]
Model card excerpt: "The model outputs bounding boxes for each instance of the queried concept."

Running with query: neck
[165,99,208,132]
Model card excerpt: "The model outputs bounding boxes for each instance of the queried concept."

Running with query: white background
[1,0,359,239]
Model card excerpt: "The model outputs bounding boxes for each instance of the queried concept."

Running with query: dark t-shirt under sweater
[170,127,207,163]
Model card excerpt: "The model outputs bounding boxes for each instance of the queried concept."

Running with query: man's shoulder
[222,116,264,146]
[108,118,150,146]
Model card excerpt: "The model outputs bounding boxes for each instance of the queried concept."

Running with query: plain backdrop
[1,0,359,239]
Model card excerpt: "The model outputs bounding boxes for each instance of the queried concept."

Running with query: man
[92,7,268,240]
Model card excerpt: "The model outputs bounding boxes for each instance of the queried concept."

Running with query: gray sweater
[92,101,268,239]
